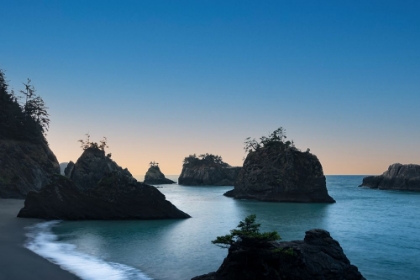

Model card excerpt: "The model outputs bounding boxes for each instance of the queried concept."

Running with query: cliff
[360,163,420,191]
[18,147,190,220]
[0,140,60,198]
[225,144,334,202]
[144,165,175,185]
[192,229,365,280]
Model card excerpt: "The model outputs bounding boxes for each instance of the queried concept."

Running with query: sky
[1,0,419,176]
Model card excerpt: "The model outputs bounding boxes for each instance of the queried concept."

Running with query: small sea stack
[360,163,420,191]
[144,162,175,185]
[178,153,241,186]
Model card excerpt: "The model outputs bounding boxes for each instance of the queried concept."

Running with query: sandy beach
[0,199,79,280]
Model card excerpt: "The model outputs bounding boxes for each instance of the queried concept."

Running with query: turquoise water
[25,176,420,280]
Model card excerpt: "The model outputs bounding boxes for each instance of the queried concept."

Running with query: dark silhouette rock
[69,148,134,191]
[192,229,365,280]
[64,161,74,177]
[179,154,241,186]
[359,163,420,191]
[225,144,334,202]
[18,147,190,220]
[18,173,190,220]
[144,165,175,185]
[0,140,60,198]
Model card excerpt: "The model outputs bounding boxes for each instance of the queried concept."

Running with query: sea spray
[25,221,152,280]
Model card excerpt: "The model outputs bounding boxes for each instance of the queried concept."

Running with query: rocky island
[18,139,190,220]
[359,163,420,191]
[193,215,364,280]
[225,128,335,202]
[178,153,241,186]
[144,162,175,185]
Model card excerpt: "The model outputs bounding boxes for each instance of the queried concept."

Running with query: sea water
[25,176,420,280]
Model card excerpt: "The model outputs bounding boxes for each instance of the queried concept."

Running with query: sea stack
[18,146,190,220]
[192,229,365,280]
[144,163,175,185]
[178,153,241,186]
[360,163,420,191]
[225,128,335,202]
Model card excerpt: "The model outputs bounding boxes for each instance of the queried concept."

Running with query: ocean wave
[25,221,152,280]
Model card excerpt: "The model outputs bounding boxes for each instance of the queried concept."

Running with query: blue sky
[2,1,419,175]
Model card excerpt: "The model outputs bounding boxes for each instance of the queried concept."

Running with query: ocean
[24,176,420,280]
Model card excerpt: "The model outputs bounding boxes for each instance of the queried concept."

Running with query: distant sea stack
[144,163,175,185]
[225,128,335,203]
[360,163,420,191]
[178,154,241,186]
[18,146,190,220]
[193,228,364,280]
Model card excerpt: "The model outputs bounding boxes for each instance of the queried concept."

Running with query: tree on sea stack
[212,214,280,248]
[78,134,109,152]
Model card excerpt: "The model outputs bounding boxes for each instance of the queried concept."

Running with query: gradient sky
[2,1,419,176]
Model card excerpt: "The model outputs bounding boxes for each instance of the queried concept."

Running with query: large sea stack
[225,128,334,202]
[178,154,241,186]
[360,163,420,191]
[144,164,175,185]
[18,147,190,219]
[192,229,365,280]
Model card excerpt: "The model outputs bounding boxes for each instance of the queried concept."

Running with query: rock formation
[178,154,241,186]
[64,161,74,177]
[359,163,420,191]
[18,147,190,220]
[192,229,365,280]
[225,144,335,202]
[68,148,134,191]
[144,165,175,185]
[0,140,60,198]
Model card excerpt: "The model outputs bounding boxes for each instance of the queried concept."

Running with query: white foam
[25,221,152,280]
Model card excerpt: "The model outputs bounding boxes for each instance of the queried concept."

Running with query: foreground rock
[18,173,190,220]
[360,163,420,191]
[192,229,365,280]
[0,140,60,198]
[179,154,241,186]
[144,165,175,185]
[18,147,190,220]
[225,144,334,202]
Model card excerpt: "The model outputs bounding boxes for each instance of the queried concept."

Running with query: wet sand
[0,199,79,280]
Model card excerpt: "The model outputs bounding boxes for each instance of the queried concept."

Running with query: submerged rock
[0,140,60,198]
[144,165,175,185]
[225,144,335,202]
[18,147,190,220]
[360,163,420,191]
[192,229,365,280]
[179,154,241,186]
[18,173,190,220]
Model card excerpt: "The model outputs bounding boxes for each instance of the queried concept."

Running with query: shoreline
[0,199,79,280]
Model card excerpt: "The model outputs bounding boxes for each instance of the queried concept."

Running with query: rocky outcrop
[0,140,60,198]
[18,173,190,220]
[68,148,134,191]
[59,162,68,175]
[179,166,241,186]
[225,145,335,202]
[359,163,420,191]
[18,147,190,220]
[144,165,175,185]
[64,161,74,177]
[192,229,365,280]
